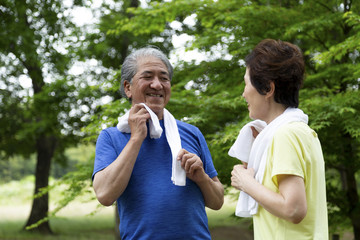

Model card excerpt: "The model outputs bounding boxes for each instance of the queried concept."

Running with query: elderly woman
[230,39,328,239]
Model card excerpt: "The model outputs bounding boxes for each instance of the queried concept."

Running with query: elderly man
[92,47,224,240]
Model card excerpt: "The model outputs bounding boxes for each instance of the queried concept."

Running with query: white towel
[228,120,267,163]
[117,103,186,186]
[229,108,308,217]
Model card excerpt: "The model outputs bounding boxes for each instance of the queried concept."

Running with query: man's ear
[124,80,132,99]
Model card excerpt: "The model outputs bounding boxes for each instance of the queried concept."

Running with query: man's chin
[146,104,165,117]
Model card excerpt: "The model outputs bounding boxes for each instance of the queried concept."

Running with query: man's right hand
[128,104,151,141]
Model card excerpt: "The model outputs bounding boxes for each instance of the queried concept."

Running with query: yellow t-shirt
[253,122,328,240]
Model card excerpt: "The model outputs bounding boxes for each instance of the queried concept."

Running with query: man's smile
[147,93,163,97]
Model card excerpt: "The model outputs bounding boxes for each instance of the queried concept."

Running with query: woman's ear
[124,80,132,99]
[265,82,275,99]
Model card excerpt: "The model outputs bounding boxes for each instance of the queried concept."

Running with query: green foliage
[0,0,108,230]
[98,0,360,236]
[3,0,359,236]
[315,12,360,66]
[110,0,204,36]
[0,145,95,183]
[0,0,100,159]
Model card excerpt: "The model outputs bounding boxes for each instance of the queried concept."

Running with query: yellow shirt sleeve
[270,122,309,187]
[253,122,328,240]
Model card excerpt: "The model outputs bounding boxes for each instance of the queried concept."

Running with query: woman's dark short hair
[245,39,305,108]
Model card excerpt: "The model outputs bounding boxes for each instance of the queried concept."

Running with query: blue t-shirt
[93,120,217,240]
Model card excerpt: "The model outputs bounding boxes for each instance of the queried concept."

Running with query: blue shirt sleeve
[196,128,218,179]
[92,128,121,180]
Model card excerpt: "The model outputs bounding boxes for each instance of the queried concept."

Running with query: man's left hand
[177,149,206,183]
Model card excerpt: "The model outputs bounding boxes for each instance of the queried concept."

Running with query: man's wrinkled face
[124,56,171,119]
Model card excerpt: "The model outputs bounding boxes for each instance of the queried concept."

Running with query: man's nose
[150,77,163,89]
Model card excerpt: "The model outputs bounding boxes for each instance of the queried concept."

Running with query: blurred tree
[290,8,360,239]
[99,0,360,237]
[0,0,177,236]
[0,0,103,233]
[26,0,358,238]
[0,156,35,183]
[40,0,175,239]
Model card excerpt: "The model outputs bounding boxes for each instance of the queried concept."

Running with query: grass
[0,202,248,240]
[0,177,354,240]
[0,201,116,240]
[0,177,243,240]
[0,216,114,240]
[0,176,115,240]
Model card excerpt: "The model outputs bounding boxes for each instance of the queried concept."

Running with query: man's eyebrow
[139,71,152,75]
[140,70,169,76]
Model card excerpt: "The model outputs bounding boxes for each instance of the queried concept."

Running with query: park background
[0,0,359,239]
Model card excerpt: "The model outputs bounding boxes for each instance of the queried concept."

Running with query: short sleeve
[92,129,120,180]
[196,128,217,179]
[270,125,306,186]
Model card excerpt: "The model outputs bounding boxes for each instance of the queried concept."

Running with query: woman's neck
[264,104,287,124]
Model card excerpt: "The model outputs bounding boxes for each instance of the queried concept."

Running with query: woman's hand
[231,164,255,192]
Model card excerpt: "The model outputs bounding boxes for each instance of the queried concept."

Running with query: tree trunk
[332,234,339,240]
[24,135,57,233]
[346,170,360,240]
[340,132,360,240]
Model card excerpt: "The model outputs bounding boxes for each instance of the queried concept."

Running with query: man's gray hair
[120,47,174,99]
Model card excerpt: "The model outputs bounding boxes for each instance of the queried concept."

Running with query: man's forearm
[197,176,224,210]
[93,137,143,206]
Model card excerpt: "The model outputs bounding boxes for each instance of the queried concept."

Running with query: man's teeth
[148,94,161,97]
